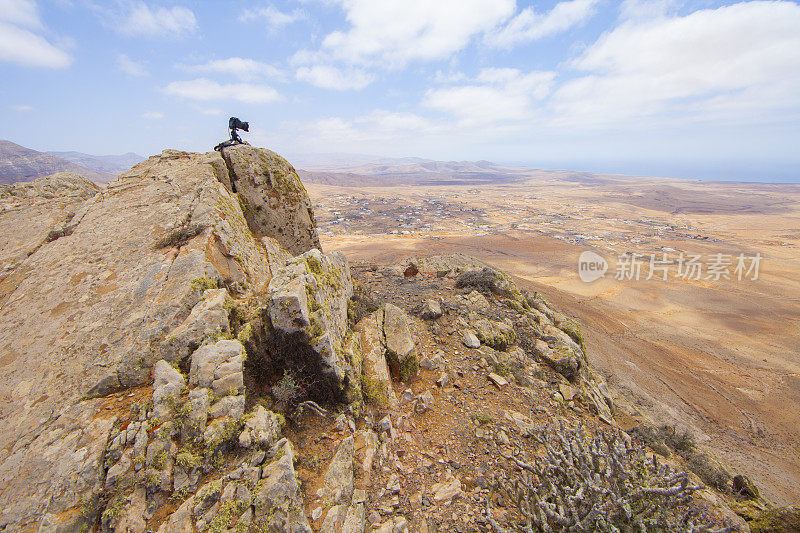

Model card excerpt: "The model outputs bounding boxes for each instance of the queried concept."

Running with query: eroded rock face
[218,144,321,255]
[265,248,356,397]
[0,147,322,529]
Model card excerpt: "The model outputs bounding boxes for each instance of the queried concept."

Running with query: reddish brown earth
[306,177,800,506]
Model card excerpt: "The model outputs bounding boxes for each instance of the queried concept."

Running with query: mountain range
[0,140,144,185]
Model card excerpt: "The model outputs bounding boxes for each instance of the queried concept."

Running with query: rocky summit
[0,146,760,532]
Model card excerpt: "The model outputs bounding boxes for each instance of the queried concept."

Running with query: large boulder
[380,304,418,382]
[267,248,355,394]
[253,440,312,531]
[355,313,398,409]
[218,144,321,255]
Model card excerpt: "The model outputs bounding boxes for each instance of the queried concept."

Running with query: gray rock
[380,303,418,382]
[106,449,133,489]
[188,388,209,430]
[159,288,231,363]
[341,501,366,533]
[0,148,275,529]
[355,312,398,409]
[375,516,409,533]
[320,505,346,533]
[208,395,245,420]
[189,339,244,394]
[254,440,312,532]
[239,405,282,448]
[415,390,435,413]
[323,436,355,504]
[153,360,185,419]
[267,249,355,394]
[218,144,321,255]
[471,317,516,351]
[461,329,481,349]
[420,298,442,320]
[156,495,194,533]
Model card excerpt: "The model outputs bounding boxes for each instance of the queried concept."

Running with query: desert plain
[303,168,800,506]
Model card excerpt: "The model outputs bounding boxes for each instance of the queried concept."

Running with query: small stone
[488,373,508,388]
[420,299,443,320]
[461,330,481,349]
[312,506,323,520]
[415,391,435,413]
[559,382,575,401]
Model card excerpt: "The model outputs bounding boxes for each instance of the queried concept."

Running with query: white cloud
[117,53,148,76]
[296,64,373,90]
[142,111,163,119]
[0,21,71,68]
[162,78,282,104]
[239,4,306,31]
[180,57,284,81]
[0,0,41,28]
[11,104,36,111]
[424,68,555,125]
[0,1,72,68]
[108,2,197,38]
[298,0,515,68]
[553,0,800,126]
[487,0,600,48]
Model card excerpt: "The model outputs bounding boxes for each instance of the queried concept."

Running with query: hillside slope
[0,140,113,184]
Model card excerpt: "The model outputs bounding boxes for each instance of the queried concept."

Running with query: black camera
[229,117,249,132]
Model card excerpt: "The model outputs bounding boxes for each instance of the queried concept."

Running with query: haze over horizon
[1,0,799,182]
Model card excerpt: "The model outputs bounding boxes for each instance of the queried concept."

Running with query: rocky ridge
[0,146,771,532]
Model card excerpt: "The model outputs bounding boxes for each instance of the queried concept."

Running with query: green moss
[208,500,248,533]
[398,353,419,382]
[176,451,202,470]
[471,412,493,425]
[101,495,125,524]
[749,507,800,532]
[559,318,586,352]
[361,374,389,408]
[151,450,169,470]
[305,254,323,275]
[191,276,219,293]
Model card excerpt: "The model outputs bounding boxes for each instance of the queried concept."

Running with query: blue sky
[1,0,799,181]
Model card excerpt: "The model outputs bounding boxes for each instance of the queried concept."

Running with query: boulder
[158,288,231,362]
[189,339,244,395]
[238,405,282,448]
[253,440,312,532]
[356,313,399,409]
[471,317,516,351]
[455,267,519,298]
[381,304,418,382]
[322,436,355,504]
[267,249,355,389]
[153,360,185,418]
[218,144,321,255]
[208,395,245,420]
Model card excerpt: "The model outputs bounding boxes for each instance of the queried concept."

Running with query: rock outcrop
[218,144,320,255]
[0,146,326,531]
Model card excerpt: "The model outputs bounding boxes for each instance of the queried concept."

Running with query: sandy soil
[305,176,800,506]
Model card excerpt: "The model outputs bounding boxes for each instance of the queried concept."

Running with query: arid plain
[304,168,800,506]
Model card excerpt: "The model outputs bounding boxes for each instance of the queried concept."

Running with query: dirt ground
[306,176,800,506]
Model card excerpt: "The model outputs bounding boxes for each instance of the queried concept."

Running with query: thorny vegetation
[487,424,738,533]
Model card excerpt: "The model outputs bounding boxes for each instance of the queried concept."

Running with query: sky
[0,0,799,181]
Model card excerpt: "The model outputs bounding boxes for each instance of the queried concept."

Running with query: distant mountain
[48,150,144,176]
[0,140,114,185]
[297,156,533,186]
